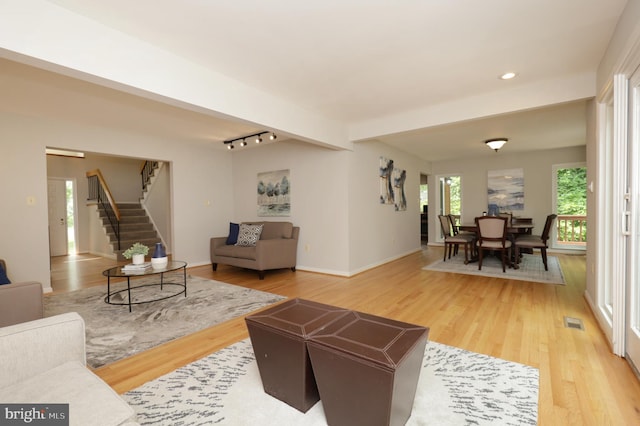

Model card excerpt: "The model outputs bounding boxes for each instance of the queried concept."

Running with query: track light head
[256,135,262,143]
[270,133,277,140]
[240,139,247,147]
[227,144,234,150]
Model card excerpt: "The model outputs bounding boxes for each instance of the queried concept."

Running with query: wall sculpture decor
[379,156,406,211]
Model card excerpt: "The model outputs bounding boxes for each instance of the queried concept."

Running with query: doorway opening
[65,180,77,254]
[437,175,462,241]
[420,174,429,242]
[552,163,587,249]
[47,178,77,257]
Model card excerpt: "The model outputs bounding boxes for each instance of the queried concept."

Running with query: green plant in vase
[123,242,149,264]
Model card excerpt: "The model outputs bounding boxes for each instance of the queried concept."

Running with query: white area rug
[423,253,565,285]
[124,339,539,425]
[44,274,286,368]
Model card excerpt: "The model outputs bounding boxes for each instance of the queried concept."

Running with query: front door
[47,179,67,256]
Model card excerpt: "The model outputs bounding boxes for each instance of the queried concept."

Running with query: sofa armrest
[0,281,44,327]
[255,237,299,269]
[211,236,228,251]
[0,312,86,389]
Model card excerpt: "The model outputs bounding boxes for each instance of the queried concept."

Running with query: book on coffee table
[122,262,152,271]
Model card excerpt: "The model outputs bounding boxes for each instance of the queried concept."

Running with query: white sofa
[0,312,139,426]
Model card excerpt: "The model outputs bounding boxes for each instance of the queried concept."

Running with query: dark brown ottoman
[245,298,351,412]
[307,311,429,426]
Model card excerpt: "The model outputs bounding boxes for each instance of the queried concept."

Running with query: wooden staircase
[98,202,162,260]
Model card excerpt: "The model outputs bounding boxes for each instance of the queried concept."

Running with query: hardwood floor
[49,248,640,425]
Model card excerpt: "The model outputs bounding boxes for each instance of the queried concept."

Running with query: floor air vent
[564,316,585,331]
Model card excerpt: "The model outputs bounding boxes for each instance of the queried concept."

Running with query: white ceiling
[8,1,630,161]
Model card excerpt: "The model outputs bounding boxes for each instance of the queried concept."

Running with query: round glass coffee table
[102,260,187,312]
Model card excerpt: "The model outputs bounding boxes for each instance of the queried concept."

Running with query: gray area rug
[124,338,539,425]
[44,274,286,368]
[423,252,565,285]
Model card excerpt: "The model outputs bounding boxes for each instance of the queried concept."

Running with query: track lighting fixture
[223,131,277,149]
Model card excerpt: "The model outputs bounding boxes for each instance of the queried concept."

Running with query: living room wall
[230,140,351,275]
[230,139,430,276]
[0,110,234,292]
[348,140,429,274]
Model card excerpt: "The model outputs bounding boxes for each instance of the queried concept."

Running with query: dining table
[458,221,535,235]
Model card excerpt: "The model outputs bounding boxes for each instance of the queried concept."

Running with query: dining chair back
[439,214,453,238]
[475,216,512,272]
[447,214,460,235]
[498,212,513,226]
[514,214,558,270]
[439,215,474,264]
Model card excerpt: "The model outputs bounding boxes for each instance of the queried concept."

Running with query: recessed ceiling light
[500,72,517,80]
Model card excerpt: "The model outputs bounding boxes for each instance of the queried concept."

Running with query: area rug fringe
[124,339,539,425]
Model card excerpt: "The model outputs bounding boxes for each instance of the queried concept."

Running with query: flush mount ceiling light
[499,72,517,80]
[485,138,508,152]
[223,131,277,149]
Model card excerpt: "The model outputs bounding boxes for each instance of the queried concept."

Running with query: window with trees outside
[554,165,587,247]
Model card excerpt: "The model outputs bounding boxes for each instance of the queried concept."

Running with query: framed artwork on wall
[487,168,524,214]
[257,169,290,217]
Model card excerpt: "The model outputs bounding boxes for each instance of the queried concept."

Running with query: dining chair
[448,214,477,255]
[475,216,512,272]
[438,215,475,264]
[514,214,558,271]
[498,212,513,226]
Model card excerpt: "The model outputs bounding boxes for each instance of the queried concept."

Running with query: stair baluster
[86,169,121,250]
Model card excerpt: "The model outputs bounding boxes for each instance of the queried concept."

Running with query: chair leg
[478,248,484,270]
[212,263,218,271]
[463,243,469,264]
[443,244,447,262]
[541,248,548,271]
[501,250,506,272]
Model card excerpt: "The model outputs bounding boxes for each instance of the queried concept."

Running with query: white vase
[151,256,168,269]
[132,254,145,265]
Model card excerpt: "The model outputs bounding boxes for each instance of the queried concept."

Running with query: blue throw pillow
[226,222,240,245]
[0,263,10,285]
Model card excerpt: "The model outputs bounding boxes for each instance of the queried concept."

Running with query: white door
[436,175,462,241]
[626,67,640,367]
[47,179,67,256]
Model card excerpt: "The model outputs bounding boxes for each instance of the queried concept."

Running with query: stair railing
[141,161,159,191]
[86,169,122,250]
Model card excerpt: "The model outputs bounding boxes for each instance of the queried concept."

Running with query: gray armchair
[0,259,44,327]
